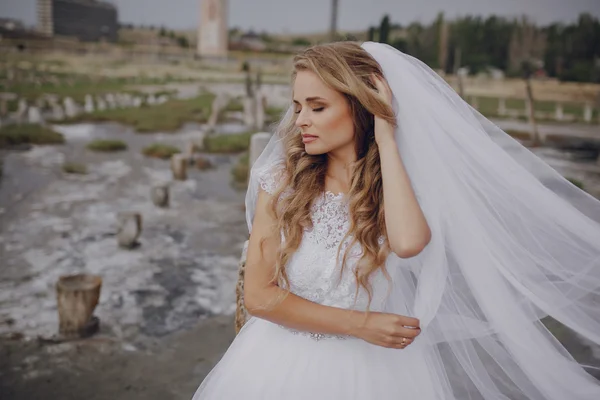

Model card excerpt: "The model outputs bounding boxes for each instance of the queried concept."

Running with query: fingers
[381,336,415,349]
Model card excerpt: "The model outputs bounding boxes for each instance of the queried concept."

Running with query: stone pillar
[16,99,28,123]
[197,0,229,58]
[63,97,79,118]
[498,97,506,116]
[84,95,95,113]
[249,132,272,169]
[243,96,256,128]
[28,106,43,124]
[555,103,564,121]
[583,103,592,123]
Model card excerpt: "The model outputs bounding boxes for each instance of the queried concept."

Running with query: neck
[326,143,357,185]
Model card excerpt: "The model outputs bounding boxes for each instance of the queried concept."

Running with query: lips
[302,134,318,138]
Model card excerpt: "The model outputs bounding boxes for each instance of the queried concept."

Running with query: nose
[294,109,311,129]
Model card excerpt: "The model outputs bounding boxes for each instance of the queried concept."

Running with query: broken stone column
[555,103,564,121]
[16,99,27,123]
[151,184,169,208]
[170,154,187,181]
[84,95,95,113]
[498,97,506,116]
[117,212,142,248]
[63,97,79,118]
[56,274,102,338]
[27,106,43,124]
[255,92,265,130]
[207,94,228,132]
[105,93,117,109]
[96,96,107,111]
[243,96,256,129]
[184,141,196,165]
[583,103,592,123]
[51,103,65,121]
[250,132,272,169]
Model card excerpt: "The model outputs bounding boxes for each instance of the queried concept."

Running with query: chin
[304,144,327,155]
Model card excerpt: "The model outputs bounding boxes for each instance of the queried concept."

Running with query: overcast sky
[1,0,599,33]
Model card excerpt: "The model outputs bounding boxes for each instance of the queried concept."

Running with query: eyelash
[294,107,325,114]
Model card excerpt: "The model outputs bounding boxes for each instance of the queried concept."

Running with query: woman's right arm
[243,188,421,349]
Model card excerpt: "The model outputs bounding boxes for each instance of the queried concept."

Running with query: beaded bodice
[257,162,389,313]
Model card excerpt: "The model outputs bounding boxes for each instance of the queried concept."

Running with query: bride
[192,41,600,399]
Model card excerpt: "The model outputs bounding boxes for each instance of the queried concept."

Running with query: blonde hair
[267,42,396,308]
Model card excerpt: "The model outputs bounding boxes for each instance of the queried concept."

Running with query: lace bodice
[257,162,389,313]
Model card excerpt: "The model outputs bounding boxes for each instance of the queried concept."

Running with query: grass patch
[0,124,65,148]
[566,177,585,190]
[86,139,128,152]
[505,130,532,141]
[232,152,249,185]
[203,131,253,153]
[142,143,181,159]
[474,96,598,123]
[61,94,215,133]
[62,162,87,174]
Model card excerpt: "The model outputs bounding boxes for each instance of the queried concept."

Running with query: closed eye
[294,107,325,114]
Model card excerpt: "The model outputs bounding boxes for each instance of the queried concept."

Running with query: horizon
[0,0,599,34]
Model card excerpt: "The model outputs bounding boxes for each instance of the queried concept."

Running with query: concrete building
[37,0,118,42]
[197,0,228,58]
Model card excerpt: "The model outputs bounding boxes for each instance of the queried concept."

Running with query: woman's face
[292,70,355,156]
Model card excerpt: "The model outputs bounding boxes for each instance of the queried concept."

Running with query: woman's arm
[243,188,421,348]
[373,76,431,258]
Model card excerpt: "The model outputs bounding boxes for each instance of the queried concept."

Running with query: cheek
[319,109,354,142]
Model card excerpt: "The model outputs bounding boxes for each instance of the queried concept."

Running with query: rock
[84,95,95,113]
[170,154,187,181]
[27,106,43,124]
[63,97,79,118]
[96,97,107,111]
[16,99,28,123]
[151,185,169,208]
[117,212,142,249]
[56,274,102,338]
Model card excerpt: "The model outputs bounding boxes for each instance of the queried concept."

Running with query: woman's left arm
[373,76,431,258]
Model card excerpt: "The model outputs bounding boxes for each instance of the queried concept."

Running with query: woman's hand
[372,74,393,106]
[371,74,395,145]
[350,311,421,349]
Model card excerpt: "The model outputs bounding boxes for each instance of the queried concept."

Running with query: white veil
[245,42,600,399]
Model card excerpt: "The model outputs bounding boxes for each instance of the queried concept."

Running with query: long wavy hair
[267,42,396,308]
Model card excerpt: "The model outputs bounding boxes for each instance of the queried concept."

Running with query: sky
[1,0,599,34]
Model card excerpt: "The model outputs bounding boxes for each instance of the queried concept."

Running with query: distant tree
[177,36,190,48]
[292,37,311,46]
[368,26,376,41]
[159,26,166,37]
[379,14,391,44]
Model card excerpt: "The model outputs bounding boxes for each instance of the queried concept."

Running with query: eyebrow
[292,96,327,104]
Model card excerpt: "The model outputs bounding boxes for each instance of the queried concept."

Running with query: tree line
[368,13,600,83]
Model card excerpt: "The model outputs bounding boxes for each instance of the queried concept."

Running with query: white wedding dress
[192,163,444,399]
[193,42,600,400]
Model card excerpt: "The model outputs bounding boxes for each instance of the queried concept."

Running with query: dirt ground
[0,315,235,400]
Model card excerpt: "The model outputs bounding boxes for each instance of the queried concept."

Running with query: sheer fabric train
[200,42,600,399]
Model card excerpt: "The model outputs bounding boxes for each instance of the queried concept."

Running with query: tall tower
[197,0,228,58]
[37,0,54,36]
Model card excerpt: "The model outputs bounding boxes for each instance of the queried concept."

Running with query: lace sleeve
[258,161,286,195]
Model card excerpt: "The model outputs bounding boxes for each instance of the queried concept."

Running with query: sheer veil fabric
[243,42,600,399]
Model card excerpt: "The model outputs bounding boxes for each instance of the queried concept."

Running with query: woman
[192,42,600,399]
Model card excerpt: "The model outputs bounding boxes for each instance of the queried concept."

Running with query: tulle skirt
[192,317,443,400]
